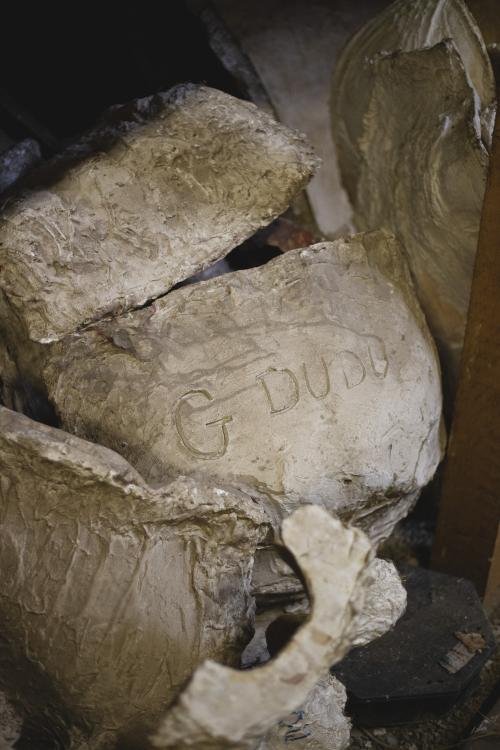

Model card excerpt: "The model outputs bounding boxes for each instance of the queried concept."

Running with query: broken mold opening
[241,543,311,670]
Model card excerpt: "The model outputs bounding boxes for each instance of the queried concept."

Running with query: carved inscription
[302,356,331,399]
[174,336,389,459]
[256,368,300,414]
[174,389,232,459]
[339,350,365,390]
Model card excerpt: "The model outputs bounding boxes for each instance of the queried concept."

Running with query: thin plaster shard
[242,558,406,748]
[332,0,496,387]
[0,84,317,343]
[151,505,372,750]
[38,230,443,545]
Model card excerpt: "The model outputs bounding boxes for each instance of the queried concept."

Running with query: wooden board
[485,524,500,609]
[432,103,500,595]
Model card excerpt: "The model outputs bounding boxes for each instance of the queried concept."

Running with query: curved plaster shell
[0,405,268,747]
[151,505,372,750]
[332,0,495,203]
[41,230,443,543]
[332,0,496,385]
[0,406,373,750]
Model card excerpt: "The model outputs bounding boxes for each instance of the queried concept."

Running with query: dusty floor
[348,599,500,750]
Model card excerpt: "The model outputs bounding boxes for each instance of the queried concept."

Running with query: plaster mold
[42,230,443,542]
[0,405,269,747]
[351,558,407,647]
[0,84,317,343]
[0,407,375,749]
[332,0,496,384]
[151,505,372,749]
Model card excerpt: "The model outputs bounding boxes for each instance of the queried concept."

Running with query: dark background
[0,2,242,153]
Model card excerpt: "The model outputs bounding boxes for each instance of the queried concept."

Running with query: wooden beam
[432,103,500,595]
[485,524,500,610]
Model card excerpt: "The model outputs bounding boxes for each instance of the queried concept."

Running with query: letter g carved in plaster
[174,390,232,459]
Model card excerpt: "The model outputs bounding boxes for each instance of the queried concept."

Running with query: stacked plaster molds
[0,81,443,749]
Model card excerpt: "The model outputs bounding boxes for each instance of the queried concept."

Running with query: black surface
[333,566,496,726]
[0,3,243,151]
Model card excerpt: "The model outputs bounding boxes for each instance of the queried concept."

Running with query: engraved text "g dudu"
[175,341,388,459]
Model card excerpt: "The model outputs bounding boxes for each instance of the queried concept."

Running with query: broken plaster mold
[0,84,317,343]
[0,405,269,748]
[151,505,372,749]
[0,406,378,750]
[41,230,444,544]
[332,0,496,386]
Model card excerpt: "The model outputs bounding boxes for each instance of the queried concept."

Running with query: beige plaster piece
[351,558,406,647]
[43,230,443,542]
[247,556,406,663]
[151,505,372,749]
[332,0,495,203]
[257,676,350,750]
[194,0,391,237]
[243,557,406,748]
[0,406,376,750]
[355,41,488,384]
[0,84,317,343]
[0,405,270,749]
[332,0,496,387]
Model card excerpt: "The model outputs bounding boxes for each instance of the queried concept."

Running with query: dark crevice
[0,2,245,154]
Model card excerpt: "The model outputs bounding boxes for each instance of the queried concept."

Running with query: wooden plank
[485,524,500,610]
[432,103,500,595]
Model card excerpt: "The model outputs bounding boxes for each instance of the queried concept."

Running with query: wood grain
[432,104,500,595]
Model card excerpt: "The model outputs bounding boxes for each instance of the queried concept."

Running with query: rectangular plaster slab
[0,84,317,343]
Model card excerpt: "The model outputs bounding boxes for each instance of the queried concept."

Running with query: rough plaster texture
[0,84,317,343]
[242,556,405,749]
[197,0,390,237]
[42,230,443,545]
[257,676,350,750]
[245,555,406,671]
[332,0,496,386]
[351,558,407,647]
[151,505,372,749]
[0,405,270,749]
[332,0,495,203]
[0,73,440,747]
[0,407,378,750]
